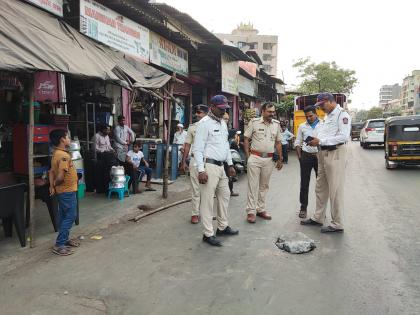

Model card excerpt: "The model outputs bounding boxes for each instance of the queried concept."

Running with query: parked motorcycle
[229,130,246,175]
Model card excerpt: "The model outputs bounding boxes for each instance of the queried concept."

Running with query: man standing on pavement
[294,106,322,218]
[180,105,208,224]
[301,93,351,233]
[114,115,136,164]
[280,124,294,164]
[174,123,187,169]
[193,95,239,247]
[244,102,284,224]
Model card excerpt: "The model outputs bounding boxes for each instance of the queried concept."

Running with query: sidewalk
[0,176,191,274]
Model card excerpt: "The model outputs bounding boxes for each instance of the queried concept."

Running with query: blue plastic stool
[108,175,130,200]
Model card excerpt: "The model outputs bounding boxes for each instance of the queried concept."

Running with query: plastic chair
[108,175,130,200]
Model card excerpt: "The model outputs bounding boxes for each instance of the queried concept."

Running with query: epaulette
[198,116,210,124]
[251,117,260,122]
[272,119,280,124]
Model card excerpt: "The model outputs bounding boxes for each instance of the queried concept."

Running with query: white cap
[177,123,184,128]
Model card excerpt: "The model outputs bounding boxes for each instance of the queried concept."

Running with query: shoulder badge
[343,117,349,124]
[272,119,280,124]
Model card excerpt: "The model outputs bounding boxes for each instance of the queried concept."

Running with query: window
[263,43,274,50]
[404,126,419,132]
[263,64,272,72]
[238,41,246,48]
[263,54,272,61]
[248,42,258,49]
[367,120,385,128]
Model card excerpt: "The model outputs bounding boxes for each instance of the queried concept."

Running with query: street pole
[28,76,36,248]
[162,74,175,199]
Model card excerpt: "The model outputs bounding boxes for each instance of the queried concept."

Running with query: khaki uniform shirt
[51,148,78,194]
[185,123,197,146]
[244,117,282,153]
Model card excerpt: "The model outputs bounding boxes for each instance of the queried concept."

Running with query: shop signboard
[25,0,63,17]
[150,32,189,77]
[221,52,239,96]
[80,0,150,62]
[238,75,255,97]
[239,61,257,78]
[34,71,59,102]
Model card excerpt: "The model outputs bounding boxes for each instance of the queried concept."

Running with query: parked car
[351,122,365,141]
[360,118,385,148]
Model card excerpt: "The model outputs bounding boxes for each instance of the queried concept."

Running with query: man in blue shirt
[280,123,294,164]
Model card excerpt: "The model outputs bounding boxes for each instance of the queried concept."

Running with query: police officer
[294,105,322,218]
[244,102,283,224]
[301,93,351,233]
[180,104,208,224]
[193,95,239,247]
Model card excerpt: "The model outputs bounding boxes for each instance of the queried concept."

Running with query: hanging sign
[34,71,59,102]
[25,0,63,17]
[238,75,255,97]
[80,0,150,62]
[150,32,189,76]
[221,52,239,96]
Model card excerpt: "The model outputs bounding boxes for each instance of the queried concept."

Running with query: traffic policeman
[301,93,351,233]
[244,102,283,224]
[181,104,208,224]
[193,95,239,247]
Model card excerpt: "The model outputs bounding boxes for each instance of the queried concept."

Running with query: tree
[293,57,358,94]
[366,107,383,119]
[355,109,368,122]
[274,95,294,119]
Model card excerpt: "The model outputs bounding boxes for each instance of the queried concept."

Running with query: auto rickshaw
[351,122,364,141]
[384,115,420,169]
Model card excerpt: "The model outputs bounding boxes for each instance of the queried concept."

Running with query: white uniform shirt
[294,120,323,153]
[114,125,136,148]
[126,150,144,168]
[193,115,233,173]
[317,106,351,146]
[173,130,187,145]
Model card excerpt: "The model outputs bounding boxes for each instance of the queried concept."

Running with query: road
[1,142,419,315]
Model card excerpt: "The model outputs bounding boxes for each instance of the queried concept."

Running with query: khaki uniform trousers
[189,156,200,216]
[246,154,275,214]
[199,163,230,237]
[311,145,348,229]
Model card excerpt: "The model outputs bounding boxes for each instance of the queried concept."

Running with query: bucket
[78,182,86,199]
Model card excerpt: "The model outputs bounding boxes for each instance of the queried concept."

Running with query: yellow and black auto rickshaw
[384,115,420,169]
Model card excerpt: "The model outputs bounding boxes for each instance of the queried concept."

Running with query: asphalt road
[1,142,419,315]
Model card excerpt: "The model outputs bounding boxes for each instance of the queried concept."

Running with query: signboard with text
[150,32,189,76]
[25,0,63,17]
[34,71,59,102]
[80,0,149,62]
[221,52,239,96]
[238,75,255,97]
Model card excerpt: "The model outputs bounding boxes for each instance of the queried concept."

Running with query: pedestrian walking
[49,129,79,256]
[180,104,208,224]
[301,93,351,233]
[114,115,136,164]
[193,95,239,247]
[244,102,283,223]
[294,106,322,218]
[280,124,294,164]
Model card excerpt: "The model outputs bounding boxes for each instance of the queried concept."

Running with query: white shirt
[193,115,233,173]
[294,120,322,153]
[114,125,136,148]
[126,150,144,168]
[317,105,351,146]
[281,129,294,145]
[173,130,187,145]
[93,132,113,153]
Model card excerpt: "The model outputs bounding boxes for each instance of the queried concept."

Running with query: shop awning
[0,0,170,88]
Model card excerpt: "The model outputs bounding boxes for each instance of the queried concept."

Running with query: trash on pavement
[90,235,103,240]
[275,232,316,254]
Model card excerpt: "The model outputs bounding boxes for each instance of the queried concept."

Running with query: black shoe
[216,226,239,236]
[321,226,344,233]
[300,218,323,226]
[202,235,222,246]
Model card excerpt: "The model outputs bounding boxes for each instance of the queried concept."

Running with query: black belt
[320,143,345,151]
[205,158,224,166]
[302,150,318,156]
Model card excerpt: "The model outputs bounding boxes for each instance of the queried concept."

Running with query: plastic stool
[108,175,130,200]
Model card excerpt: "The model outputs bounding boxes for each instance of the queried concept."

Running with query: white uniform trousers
[246,154,275,214]
[311,145,348,229]
[199,163,230,237]
[189,156,200,216]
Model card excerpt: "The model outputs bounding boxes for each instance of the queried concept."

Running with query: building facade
[400,71,420,115]
[215,23,278,76]
[379,84,400,108]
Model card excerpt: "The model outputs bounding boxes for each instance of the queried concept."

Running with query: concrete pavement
[0,142,419,314]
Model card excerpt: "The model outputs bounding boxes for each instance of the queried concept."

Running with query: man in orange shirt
[49,129,79,256]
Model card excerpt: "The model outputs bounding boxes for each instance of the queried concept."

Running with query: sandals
[66,239,80,247]
[298,210,307,218]
[52,246,74,256]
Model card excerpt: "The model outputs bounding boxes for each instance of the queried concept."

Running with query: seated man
[125,142,156,193]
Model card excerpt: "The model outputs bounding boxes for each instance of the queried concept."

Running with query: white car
[360,119,385,149]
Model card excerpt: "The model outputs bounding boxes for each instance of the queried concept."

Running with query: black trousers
[282,144,288,163]
[299,151,318,211]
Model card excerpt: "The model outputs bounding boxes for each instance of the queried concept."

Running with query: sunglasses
[195,110,204,114]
